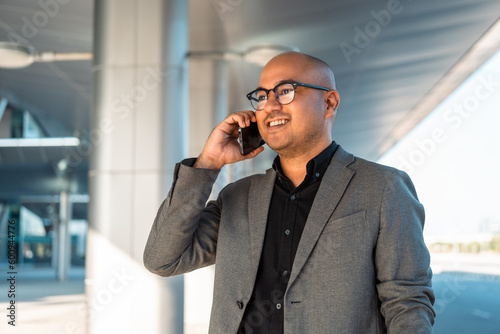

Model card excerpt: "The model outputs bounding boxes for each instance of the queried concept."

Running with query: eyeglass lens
[251,83,295,110]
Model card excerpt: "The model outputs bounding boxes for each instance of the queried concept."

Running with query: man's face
[255,56,333,157]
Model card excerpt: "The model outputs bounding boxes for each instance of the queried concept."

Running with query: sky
[378,50,500,241]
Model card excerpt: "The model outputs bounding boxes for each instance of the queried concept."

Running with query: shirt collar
[272,141,338,186]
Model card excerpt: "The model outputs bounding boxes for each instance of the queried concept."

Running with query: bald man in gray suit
[144,52,435,333]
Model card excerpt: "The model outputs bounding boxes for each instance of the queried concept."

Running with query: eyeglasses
[246,81,330,110]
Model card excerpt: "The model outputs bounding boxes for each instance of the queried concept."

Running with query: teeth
[269,119,288,127]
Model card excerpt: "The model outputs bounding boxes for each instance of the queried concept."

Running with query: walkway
[0,267,85,334]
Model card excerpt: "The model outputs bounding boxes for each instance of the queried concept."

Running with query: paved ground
[1,256,500,334]
[433,272,500,334]
[0,267,86,334]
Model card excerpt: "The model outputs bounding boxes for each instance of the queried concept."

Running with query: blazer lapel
[248,168,276,272]
[288,146,355,288]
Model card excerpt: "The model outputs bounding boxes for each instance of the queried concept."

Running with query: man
[143,52,435,333]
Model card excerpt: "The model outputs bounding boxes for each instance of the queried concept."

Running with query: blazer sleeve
[143,159,222,277]
[375,169,436,333]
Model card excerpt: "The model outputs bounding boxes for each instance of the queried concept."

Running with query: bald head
[264,51,337,90]
[255,51,340,159]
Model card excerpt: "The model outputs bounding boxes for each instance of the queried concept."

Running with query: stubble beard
[268,124,325,160]
[266,101,329,159]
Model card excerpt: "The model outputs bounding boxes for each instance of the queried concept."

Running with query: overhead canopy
[0,0,499,205]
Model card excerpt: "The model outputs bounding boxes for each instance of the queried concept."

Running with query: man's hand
[194,111,265,169]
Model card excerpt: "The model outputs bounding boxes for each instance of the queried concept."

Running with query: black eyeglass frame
[246,81,331,110]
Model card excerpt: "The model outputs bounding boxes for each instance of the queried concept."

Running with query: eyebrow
[256,79,296,91]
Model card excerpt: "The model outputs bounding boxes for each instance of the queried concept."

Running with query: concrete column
[212,59,229,193]
[57,191,71,281]
[88,0,188,333]
[213,60,228,125]
[212,60,242,186]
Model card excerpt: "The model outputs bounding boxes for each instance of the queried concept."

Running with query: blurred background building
[0,0,499,333]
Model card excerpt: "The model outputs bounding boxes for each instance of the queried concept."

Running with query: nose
[263,90,281,113]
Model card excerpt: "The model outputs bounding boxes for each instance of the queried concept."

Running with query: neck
[278,140,331,188]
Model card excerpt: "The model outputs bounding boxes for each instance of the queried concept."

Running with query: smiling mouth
[268,119,289,127]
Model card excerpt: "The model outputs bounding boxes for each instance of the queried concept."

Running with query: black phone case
[238,122,265,155]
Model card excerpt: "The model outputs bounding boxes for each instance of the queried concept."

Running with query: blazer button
[236,301,244,309]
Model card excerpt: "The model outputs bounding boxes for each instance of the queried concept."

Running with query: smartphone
[238,122,265,155]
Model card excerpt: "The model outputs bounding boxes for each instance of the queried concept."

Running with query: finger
[235,111,252,127]
[244,110,256,123]
[241,110,257,124]
[232,111,256,127]
[243,145,265,159]
[226,113,247,128]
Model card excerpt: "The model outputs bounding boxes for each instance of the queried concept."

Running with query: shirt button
[315,172,320,178]
[276,303,282,310]
[282,270,288,276]
[284,229,291,236]
[290,195,296,200]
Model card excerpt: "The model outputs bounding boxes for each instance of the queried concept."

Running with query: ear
[325,90,340,120]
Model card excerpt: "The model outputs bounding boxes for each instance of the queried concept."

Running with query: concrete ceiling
[0,0,499,208]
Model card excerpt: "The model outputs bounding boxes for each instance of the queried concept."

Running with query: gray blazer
[144,144,435,333]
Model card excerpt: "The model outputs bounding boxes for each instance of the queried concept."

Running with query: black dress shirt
[238,142,338,334]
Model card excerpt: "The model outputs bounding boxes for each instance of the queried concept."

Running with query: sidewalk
[0,267,86,334]
[1,254,499,334]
